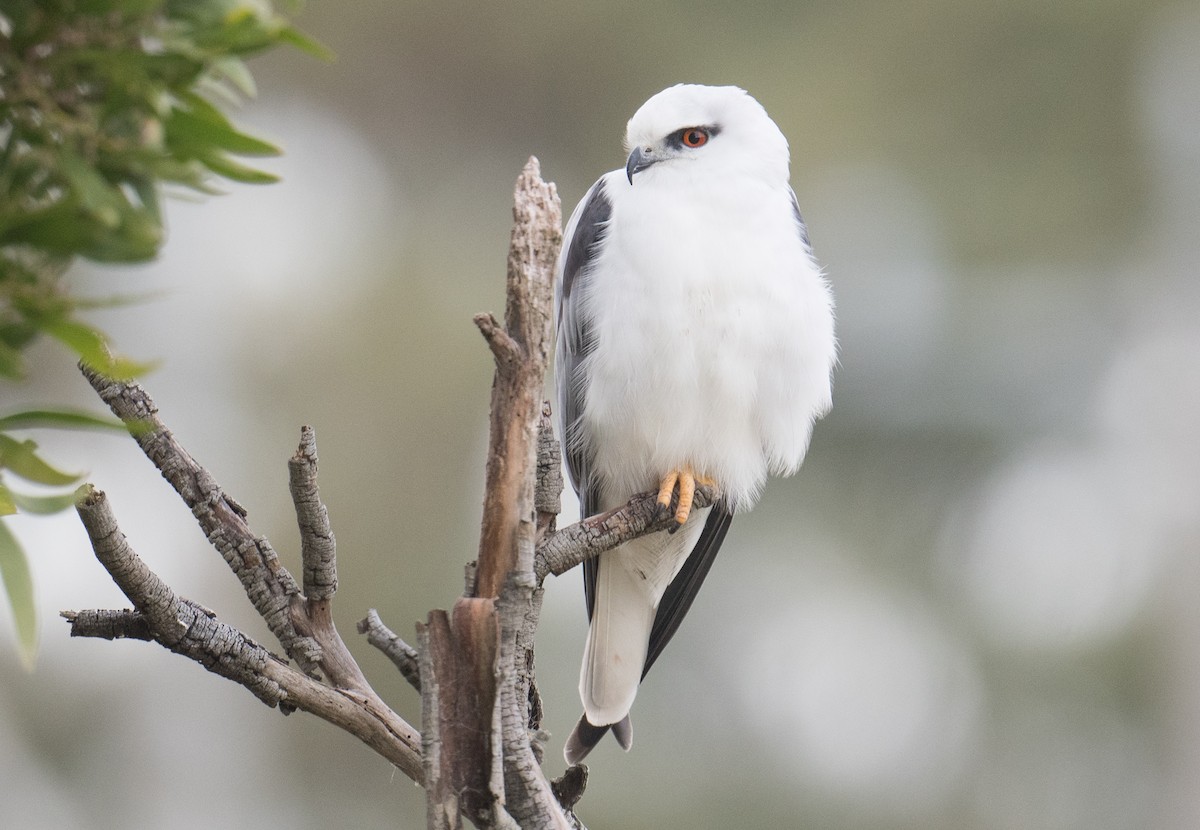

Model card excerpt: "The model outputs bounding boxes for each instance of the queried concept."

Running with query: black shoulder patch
[561,179,613,307]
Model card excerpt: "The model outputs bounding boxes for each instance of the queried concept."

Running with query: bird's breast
[578,182,834,510]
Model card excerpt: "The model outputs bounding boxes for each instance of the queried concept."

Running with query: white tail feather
[578,510,709,726]
[580,554,655,725]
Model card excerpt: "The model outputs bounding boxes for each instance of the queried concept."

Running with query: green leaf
[209,55,257,98]
[129,175,162,225]
[39,318,158,380]
[277,25,335,61]
[0,485,15,517]
[0,521,38,670]
[0,409,125,433]
[0,435,81,486]
[1,201,93,254]
[9,490,80,516]
[167,100,281,157]
[58,150,128,230]
[193,149,279,184]
[3,199,163,264]
[0,340,24,379]
[77,208,165,263]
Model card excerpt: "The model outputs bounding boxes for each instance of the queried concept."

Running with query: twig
[81,366,322,674]
[283,426,384,706]
[534,485,717,583]
[62,608,151,641]
[289,425,337,601]
[71,485,292,708]
[358,609,421,692]
[65,421,425,783]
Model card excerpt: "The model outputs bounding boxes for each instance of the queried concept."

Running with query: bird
[554,83,836,764]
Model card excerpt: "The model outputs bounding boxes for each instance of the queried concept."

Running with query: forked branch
[64,158,707,829]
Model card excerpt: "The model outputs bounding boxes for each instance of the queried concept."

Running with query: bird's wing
[554,177,613,617]
[642,504,734,677]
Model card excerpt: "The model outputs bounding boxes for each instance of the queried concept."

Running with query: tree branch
[62,608,152,641]
[358,608,422,692]
[289,425,337,601]
[416,156,571,829]
[535,402,562,543]
[65,425,424,783]
[71,484,294,709]
[473,157,560,600]
[534,485,717,583]
[61,157,732,828]
[81,366,322,675]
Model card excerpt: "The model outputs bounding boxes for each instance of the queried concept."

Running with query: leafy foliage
[0,0,320,666]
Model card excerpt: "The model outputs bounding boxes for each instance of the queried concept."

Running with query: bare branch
[358,609,421,692]
[550,765,589,830]
[474,312,521,368]
[70,483,426,782]
[73,484,291,708]
[280,427,393,718]
[497,571,570,829]
[64,159,627,829]
[420,603,503,827]
[534,484,717,583]
[474,157,561,600]
[81,366,322,674]
[535,402,562,543]
[422,157,572,828]
[61,608,151,641]
[289,425,337,601]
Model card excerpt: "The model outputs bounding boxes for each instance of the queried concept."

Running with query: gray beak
[625,146,657,184]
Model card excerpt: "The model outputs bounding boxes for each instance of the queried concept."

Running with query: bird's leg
[655,467,716,532]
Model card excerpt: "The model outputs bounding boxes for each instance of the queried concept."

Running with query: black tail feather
[564,713,634,764]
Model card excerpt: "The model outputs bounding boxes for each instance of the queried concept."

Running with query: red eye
[681,128,709,148]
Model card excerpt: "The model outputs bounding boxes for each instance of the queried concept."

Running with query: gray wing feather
[554,178,613,616]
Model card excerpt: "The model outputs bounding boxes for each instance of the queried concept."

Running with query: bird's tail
[566,553,656,763]
[564,713,632,765]
[580,553,656,719]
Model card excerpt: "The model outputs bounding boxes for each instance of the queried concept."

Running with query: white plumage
[555,84,836,763]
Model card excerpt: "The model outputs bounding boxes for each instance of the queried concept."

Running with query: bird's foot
[655,467,716,532]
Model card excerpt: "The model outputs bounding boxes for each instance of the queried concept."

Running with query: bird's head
[622,84,789,186]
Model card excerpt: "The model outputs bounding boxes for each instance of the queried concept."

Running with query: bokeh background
[4,1,1200,827]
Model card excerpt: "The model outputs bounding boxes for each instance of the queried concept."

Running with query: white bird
[555,84,836,764]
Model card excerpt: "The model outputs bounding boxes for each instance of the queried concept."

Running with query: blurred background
[3,0,1200,827]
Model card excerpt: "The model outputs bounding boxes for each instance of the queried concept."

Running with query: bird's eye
[681,128,709,148]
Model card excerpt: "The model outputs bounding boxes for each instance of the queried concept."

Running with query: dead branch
[80,365,323,676]
[63,157,714,829]
[66,432,424,782]
[473,158,560,600]
[359,608,422,691]
[534,485,717,583]
[419,157,570,829]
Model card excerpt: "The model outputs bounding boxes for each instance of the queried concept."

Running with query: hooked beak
[625,146,658,184]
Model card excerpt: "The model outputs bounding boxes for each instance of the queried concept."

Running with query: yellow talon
[674,474,696,527]
[656,470,680,511]
[656,468,717,531]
